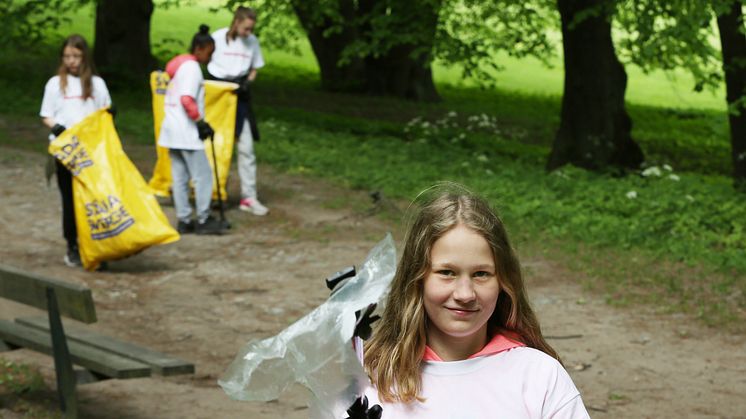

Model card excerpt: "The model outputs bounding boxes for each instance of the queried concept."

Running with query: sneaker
[64,246,82,268]
[196,216,226,235]
[239,198,269,216]
[177,220,195,234]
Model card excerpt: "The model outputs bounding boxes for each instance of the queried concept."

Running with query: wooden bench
[0,264,194,418]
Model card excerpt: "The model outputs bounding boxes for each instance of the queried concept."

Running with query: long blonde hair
[364,185,559,403]
[226,6,257,42]
[57,34,96,99]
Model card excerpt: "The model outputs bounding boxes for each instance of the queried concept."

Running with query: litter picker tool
[209,133,231,229]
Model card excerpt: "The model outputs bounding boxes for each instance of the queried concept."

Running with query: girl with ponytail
[158,25,225,235]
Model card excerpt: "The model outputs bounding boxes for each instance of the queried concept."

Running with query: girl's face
[423,224,500,356]
[194,44,215,64]
[62,46,83,76]
[236,18,256,38]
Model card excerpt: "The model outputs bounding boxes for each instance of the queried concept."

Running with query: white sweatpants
[237,119,257,200]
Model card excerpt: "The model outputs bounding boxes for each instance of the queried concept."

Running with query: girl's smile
[423,224,500,361]
[445,307,479,316]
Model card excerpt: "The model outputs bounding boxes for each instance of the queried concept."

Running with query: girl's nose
[452,276,476,302]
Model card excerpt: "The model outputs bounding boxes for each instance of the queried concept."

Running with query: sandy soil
[0,144,744,419]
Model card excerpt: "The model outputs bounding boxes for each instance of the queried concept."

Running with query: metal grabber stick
[209,133,230,229]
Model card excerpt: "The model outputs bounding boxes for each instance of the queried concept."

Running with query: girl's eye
[437,269,455,277]
[473,271,493,278]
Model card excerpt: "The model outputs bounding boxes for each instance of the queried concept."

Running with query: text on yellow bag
[49,109,179,271]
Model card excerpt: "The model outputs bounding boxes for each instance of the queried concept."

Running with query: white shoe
[239,197,269,216]
[63,248,82,268]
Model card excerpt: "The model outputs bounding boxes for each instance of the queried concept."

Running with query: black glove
[233,79,252,101]
[196,119,214,140]
[345,396,382,419]
[107,103,117,119]
[354,304,380,341]
[51,124,66,137]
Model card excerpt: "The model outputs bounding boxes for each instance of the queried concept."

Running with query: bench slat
[0,265,96,324]
[0,320,150,379]
[16,317,195,376]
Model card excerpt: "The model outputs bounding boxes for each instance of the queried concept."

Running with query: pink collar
[165,54,197,78]
[423,333,525,362]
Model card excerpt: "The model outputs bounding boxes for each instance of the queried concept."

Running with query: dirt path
[0,144,744,418]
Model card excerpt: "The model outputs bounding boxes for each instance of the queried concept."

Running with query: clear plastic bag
[219,234,396,418]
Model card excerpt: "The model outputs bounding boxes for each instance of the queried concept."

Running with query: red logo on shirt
[223,52,250,58]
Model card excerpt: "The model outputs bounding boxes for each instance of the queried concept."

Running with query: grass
[0,358,57,418]
[252,114,745,328]
[1,5,743,329]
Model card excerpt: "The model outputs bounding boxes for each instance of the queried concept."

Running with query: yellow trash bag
[148,71,172,198]
[204,80,239,200]
[148,71,238,200]
[49,109,180,271]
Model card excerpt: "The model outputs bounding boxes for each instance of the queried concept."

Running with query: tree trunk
[292,0,440,101]
[361,1,440,102]
[292,1,367,93]
[94,0,156,85]
[716,1,746,189]
[363,46,440,101]
[547,0,644,171]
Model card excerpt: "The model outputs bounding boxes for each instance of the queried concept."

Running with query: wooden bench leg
[47,287,78,419]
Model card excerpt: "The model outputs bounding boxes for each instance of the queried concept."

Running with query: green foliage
[219,0,305,54]
[0,359,46,395]
[435,0,558,84]
[614,0,723,93]
[630,104,731,174]
[220,0,558,86]
[0,0,78,46]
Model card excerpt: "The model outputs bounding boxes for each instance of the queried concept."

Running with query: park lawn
[0,5,743,329]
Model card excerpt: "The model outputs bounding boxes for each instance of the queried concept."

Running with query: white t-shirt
[158,60,205,150]
[364,347,590,419]
[207,27,265,80]
[40,75,111,141]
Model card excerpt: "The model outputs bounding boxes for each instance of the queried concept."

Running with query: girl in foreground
[362,187,590,418]
[40,34,112,267]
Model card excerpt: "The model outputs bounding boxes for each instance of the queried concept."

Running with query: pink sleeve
[180,95,201,121]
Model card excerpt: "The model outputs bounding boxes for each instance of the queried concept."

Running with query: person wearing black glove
[107,103,117,119]
[358,189,592,418]
[233,78,251,101]
[158,25,226,236]
[345,396,382,419]
[40,34,113,268]
[354,304,380,341]
[206,6,269,216]
[196,119,214,140]
[51,123,66,137]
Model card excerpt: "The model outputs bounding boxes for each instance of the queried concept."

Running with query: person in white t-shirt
[352,186,591,419]
[207,6,268,216]
[40,34,112,268]
[158,24,225,235]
